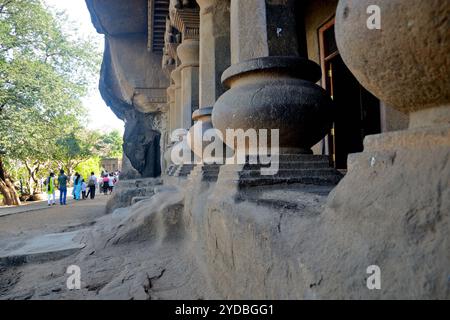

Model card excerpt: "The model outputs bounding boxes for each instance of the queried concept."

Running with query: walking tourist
[86,172,97,199]
[81,179,87,200]
[45,172,57,206]
[102,174,110,195]
[108,173,115,194]
[73,173,82,200]
[72,172,78,199]
[57,169,68,205]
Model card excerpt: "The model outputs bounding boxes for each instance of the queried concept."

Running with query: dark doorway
[320,19,381,169]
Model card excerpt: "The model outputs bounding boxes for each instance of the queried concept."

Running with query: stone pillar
[177,38,200,130]
[164,84,177,173]
[230,0,268,64]
[188,0,230,165]
[167,84,177,135]
[211,0,341,186]
[197,0,231,106]
[171,67,182,130]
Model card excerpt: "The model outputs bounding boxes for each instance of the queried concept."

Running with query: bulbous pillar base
[187,107,222,182]
[211,56,342,187]
[212,56,335,155]
[188,107,214,160]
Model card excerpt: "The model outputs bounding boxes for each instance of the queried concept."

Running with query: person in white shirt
[108,173,115,194]
[86,172,98,200]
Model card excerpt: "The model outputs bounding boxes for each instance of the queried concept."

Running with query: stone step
[238,175,342,187]
[201,167,221,173]
[244,160,331,170]
[245,154,330,162]
[173,164,196,177]
[202,175,219,182]
[166,164,178,176]
[238,168,340,178]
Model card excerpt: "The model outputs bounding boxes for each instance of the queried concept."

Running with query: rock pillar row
[187,0,230,166]
[211,0,342,186]
[165,0,201,177]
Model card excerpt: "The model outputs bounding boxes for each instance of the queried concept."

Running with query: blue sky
[43,0,124,134]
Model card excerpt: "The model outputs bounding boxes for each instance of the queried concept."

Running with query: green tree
[54,130,97,179]
[97,130,123,159]
[0,0,100,205]
[74,156,101,182]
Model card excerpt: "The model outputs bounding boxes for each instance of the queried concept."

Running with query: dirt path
[0,196,109,242]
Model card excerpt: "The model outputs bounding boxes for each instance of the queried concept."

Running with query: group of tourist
[43,170,120,206]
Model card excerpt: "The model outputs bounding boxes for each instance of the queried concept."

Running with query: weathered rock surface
[0,231,85,267]
[1,143,448,299]
[123,110,163,178]
[105,178,163,213]
[312,127,450,299]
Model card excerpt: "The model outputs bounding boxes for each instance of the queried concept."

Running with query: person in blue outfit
[57,169,68,205]
[73,173,82,200]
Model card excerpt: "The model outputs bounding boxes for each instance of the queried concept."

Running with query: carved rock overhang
[86,0,170,120]
[86,0,149,36]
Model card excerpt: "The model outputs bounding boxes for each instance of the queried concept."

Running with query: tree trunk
[0,156,21,206]
[31,167,40,193]
[24,160,42,194]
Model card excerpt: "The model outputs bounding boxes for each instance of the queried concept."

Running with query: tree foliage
[97,130,123,159]
[0,0,103,205]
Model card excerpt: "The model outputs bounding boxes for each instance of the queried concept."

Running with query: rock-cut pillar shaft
[177,38,200,130]
[197,0,231,107]
[171,67,182,130]
[188,0,231,160]
[212,0,334,155]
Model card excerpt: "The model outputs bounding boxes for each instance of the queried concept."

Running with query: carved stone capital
[177,38,200,69]
[170,67,182,88]
[196,0,216,11]
[170,0,200,41]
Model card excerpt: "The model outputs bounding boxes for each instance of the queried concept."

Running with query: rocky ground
[0,186,215,300]
[1,157,448,300]
[0,196,108,299]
